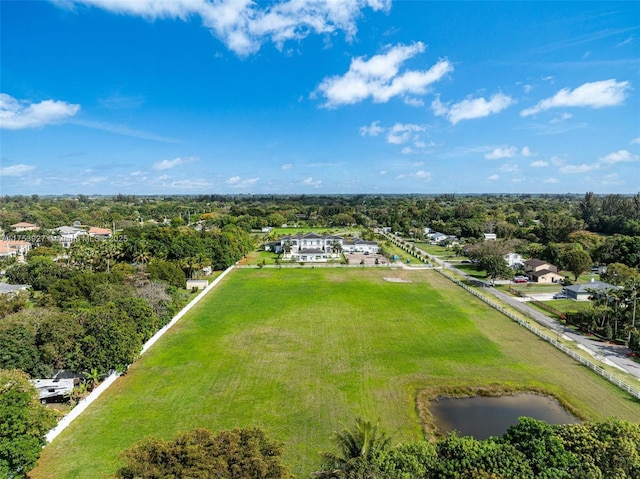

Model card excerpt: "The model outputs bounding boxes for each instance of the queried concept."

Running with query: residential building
[53,226,87,247]
[0,240,31,258]
[87,226,112,238]
[563,280,620,301]
[275,233,378,262]
[10,222,38,232]
[483,233,497,241]
[504,252,524,268]
[524,258,564,283]
[0,283,30,294]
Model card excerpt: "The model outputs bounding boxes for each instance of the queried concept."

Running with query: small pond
[430,393,580,440]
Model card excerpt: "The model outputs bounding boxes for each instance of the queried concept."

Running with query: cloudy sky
[1,0,638,195]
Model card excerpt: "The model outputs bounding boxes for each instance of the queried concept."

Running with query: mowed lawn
[33,269,640,478]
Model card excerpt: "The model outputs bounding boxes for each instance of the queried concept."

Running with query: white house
[504,252,524,268]
[0,240,31,258]
[484,233,497,241]
[53,226,87,248]
[277,233,379,262]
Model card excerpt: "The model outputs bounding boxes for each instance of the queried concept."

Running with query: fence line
[433,268,640,400]
[45,263,236,443]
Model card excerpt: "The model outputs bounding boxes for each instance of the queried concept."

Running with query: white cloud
[520,79,630,116]
[521,146,534,157]
[530,160,549,167]
[599,150,638,164]
[432,92,514,125]
[544,177,559,183]
[61,0,391,57]
[386,123,425,144]
[281,163,293,169]
[81,176,107,185]
[560,163,599,174]
[499,163,519,173]
[0,164,35,176]
[0,93,80,129]
[170,179,212,189]
[401,147,413,154]
[487,174,499,181]
[631,137,640,145]
[601,173,623,185]
[560,149,638,174]
[359,121,384,137]
[484,146,517,160]
[379,170,387,175]
[394,170,431,180]
[316,42,453,108]
[152,156,197,170]
[302,176,322,187]
[523,84,533,94]
[226,176,259,187]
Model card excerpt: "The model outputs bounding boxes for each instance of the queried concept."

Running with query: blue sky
[1,0,638,195]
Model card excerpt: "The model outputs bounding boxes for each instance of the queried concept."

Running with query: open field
[33,269,640,478]
[414,242,453,257]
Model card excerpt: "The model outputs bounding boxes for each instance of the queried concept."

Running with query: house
[524,259,564,283]
[264,241,282,254]
[423,227,432,235]
[186,279,208,290]
[429,232,449,244]
[10,222,38,232]
[53,226,87,247]
[278,233,378,262]
[483,233,497,241]
[0,283,30,294]
[504,252,524,268]
[30,378,75,402]
[87,226,112,238]
[563,280,620,301]
[261,226,272,233]
[342,237,379,254]
[0,240,31,258]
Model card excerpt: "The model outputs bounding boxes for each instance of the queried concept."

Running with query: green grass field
[33,269,640,478]
[414,242,452,257]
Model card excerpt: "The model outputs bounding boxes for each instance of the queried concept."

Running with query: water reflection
[430,394,579,439]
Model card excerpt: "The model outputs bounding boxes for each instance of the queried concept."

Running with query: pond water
[430,393,580,440]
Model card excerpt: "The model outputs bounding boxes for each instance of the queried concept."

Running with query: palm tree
[84,368,101,392]
[313,418,390,479]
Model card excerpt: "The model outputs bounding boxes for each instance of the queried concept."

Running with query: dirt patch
[383,277,413,283]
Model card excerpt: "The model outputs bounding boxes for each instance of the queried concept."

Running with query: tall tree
[478,255,513,284]
[562,249,592,281]
[0,369,57,479]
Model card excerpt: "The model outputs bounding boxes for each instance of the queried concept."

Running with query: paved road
[382,232,640,382]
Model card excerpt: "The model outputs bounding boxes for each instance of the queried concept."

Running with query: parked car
[553,293,568,299]
[514,276,528,283]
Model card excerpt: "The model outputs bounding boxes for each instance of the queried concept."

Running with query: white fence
[434,268,640,400]
[45,264,236,443]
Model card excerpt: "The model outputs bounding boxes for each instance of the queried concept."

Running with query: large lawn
[33,269,640,478]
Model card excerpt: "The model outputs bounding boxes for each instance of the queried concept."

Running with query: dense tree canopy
[116,427,294,479]
[0,369,56,479]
